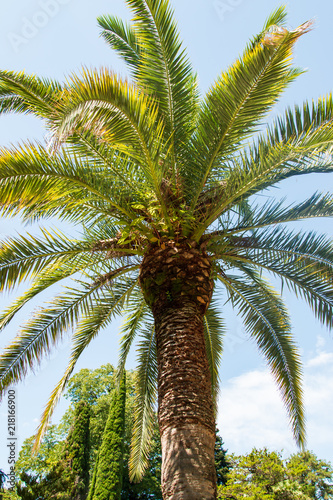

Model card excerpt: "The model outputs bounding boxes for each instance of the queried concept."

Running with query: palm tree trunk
[140,240,217,499]
[155,301,217,499]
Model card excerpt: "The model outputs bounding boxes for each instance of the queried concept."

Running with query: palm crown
[0,1,333,494]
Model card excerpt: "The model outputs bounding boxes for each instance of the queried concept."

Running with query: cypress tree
[215,430,231,486]
[87,453,99,500]
[64,400,91,500]
[89,374,126,500]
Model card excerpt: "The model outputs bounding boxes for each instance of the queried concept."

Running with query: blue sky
[0,0,333,476]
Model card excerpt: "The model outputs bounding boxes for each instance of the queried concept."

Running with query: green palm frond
[0,228,94,291]
[245,6,289,52]
[0,236,123,331]
[0,260,86,332]
[98,15,141,71]
[65,133,147,196]
[118,288,150,380]
[267,94,333,144]
[218,95,333,205]
[263,6,288,29]
[34,277,138,448]
[217,269,305,447]
[224,192,333,235]
[0,70,62,118]
[196,141,333,237]
[0,282,101,397]
[127,0,199,162]
[48,68,172,223]
[0,142,137,222]
[0,269,139,399]
[129,320,158,482]
[203,302,224,413]
[33,361,77,451]
[53,68,163,163]
[234,228,333,328]
[186,10,309,205]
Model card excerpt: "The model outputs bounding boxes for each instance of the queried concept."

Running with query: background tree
[0,470,6,490]
[1,2,333,495]
[15,365,162,499]
[214,431,231,486]
[63,401,90,500]
[218,448,285,499]
[217,449,333,500]
[16,401,90,500]
[121,422,162,500]
[14,425,66,480]
[88,374,126,500]
[286,451,333,499]
[0,490,19,500]
[16,469,69,500]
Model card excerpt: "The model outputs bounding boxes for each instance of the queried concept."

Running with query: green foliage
[0,469,7,490]
[286,451,333,499]
[0,490,20,499]
[90,375,126,500]
[64,365,116,405]
[121,419,162,500]
[64,401,91,499]
[215,431,231,486]
[16,401,90,500]
[218,448,333,500]
[15,425,66,478]
[15,365,162,499]
[16,469,70,500]
[87,454,99,500]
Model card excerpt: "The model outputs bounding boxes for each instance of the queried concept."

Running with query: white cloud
[218,369,296,456]
[217,345,333,462]
[306,351,333,368]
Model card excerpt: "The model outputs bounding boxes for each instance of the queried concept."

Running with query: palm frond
[230,228,333,328]
[0,261,84,332]
[53,68,163,165]
[223,192,333,236]
[225,95,333,203]
[50,68,172,223]
[217,269,305,447]
[245,6,289,52]
[0,282,101,398]
[0,142,137,222]
[0,228,94,292]
[126,0,199,168]
[196,134,333,237]
[0,70,62,118]
[33,277,138,449]
[186,9,310,206]
[117,288,150,381]
[129,320,158,482]
[66,132,147,195]
[98,15,141,71]
[0,268,139,399]
[203,302,224,414]
[263,6,288,30]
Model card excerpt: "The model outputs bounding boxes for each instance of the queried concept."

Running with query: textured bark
[139,239,217,499]
[161,424,216,499]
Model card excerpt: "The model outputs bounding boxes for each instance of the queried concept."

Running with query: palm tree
[0,1,333,497]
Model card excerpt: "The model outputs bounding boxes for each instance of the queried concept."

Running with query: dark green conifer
[215,430,231,486]
[64,400,91,499]
[89,375,126,500]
